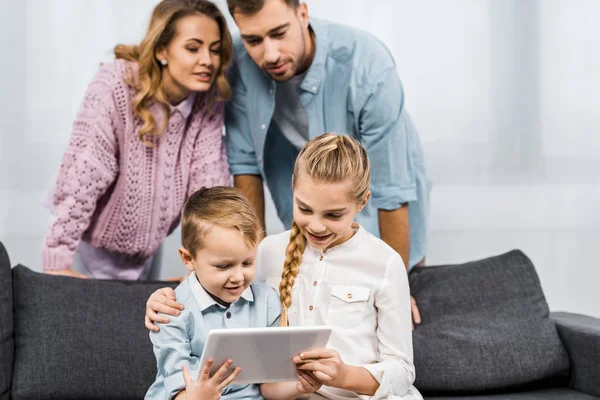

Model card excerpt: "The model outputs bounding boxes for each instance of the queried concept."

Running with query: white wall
[1,0,599,317]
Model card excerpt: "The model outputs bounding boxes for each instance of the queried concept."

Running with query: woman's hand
[181,359,241,400]
[45,269,89,279]
[145,287,184,332]
[293,348,348,388]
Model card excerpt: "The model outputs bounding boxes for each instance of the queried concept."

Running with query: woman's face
[158,13,222,104]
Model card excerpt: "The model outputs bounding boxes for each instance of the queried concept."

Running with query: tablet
[198,325,332,384]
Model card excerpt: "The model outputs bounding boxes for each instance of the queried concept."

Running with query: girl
[147,186,321,400]
[43,0,232,280]
[146,134,422,399]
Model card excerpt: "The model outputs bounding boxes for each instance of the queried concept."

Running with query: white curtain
[1,0,598,316]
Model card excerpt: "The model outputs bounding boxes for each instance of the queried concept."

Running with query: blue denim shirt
[225,18,431,268]
[145,273,281,400]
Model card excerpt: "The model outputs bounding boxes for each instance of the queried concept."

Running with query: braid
[279,221,307,326]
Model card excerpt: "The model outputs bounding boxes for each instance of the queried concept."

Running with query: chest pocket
[327,285,370,329]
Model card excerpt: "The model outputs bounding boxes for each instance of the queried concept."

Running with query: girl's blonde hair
[114,0,232,146]
[181,187,261,258]
[279,133,371,326]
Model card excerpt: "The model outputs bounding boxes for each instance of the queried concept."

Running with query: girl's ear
[178,247,196,272]
[357,190,371,213]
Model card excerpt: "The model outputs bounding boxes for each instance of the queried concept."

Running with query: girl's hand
[145,287,185,332]
[45,269,89,279]
[293,348,348,388]
[182,359,241,400]
[295,370,322,394]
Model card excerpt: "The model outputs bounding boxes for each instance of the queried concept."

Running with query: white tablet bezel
[197,325,332,384]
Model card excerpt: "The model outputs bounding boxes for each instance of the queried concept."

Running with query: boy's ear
[178,247,196,272]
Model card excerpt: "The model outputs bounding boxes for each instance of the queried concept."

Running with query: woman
[42,0,232,280]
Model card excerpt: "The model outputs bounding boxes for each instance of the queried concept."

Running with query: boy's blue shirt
[145,273,281,400]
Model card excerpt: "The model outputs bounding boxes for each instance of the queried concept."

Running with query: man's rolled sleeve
[225,62,261,177]
[359,67,418,210]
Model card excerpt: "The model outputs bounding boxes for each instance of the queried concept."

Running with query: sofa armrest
[551,311,600,397]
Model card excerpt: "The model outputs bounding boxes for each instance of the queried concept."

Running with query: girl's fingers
[145,315,160,332]
[313,370,331,382]
[217,367,241,390]
[146,307,170,325]
[296,362,335,380]
[298,370,321,388]
[295,348,335,362]
[148,300,182,317]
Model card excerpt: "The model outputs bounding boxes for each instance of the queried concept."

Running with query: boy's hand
[182,359,241,400]
[295,370,322,394]
[145,287,185,332]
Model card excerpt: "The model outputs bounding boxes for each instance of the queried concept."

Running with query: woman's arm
[188,100,231,195]
[42,68,120,273]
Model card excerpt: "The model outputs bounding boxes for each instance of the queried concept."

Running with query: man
[225,0,430,323]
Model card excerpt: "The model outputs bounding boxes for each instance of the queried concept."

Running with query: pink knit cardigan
[42,60,231,270]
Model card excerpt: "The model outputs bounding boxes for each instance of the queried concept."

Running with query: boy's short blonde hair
[181,186,261,258]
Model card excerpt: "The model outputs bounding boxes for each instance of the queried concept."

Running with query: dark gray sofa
[1,241,598,400]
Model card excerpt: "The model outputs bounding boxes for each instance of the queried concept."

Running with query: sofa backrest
[0,242,14,400]
[11,265,178,400]
[410,250,571,395]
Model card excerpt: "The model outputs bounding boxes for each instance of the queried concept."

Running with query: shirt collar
[168,92,197,120]
[298,17,328,95]
[188,272,254,312]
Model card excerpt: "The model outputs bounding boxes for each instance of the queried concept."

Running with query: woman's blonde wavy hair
[114,0,232,146]
[279,133,371,326]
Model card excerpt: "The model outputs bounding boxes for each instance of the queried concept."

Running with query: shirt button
[313,281,317,286]
[309,306,314,311]
[226,311,232,319]
[312,86,317,91]
[258,156,263,163]
[269,89,274,95]
[319,255,324,261]
[261,124,266,129]
[346,293,353,299]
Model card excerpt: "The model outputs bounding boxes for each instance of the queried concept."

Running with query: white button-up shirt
[257,225,422,400]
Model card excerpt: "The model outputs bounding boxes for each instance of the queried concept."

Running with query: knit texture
[42,60,230,271]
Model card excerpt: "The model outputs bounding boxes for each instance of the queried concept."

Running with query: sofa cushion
[0,242,13,400]
[424,387,599,399]
[11,265,178,400]
[410,250,570,394]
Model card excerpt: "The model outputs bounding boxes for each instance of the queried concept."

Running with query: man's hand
[145,287,184,332]
[411,295,421,329]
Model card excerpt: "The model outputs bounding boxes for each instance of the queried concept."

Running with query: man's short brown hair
[227,0,299,16]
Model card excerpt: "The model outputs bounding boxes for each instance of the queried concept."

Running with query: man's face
[234,0,309,82]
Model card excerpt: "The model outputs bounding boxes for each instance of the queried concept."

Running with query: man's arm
[378,205,410,271]
[234,175,265,233]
